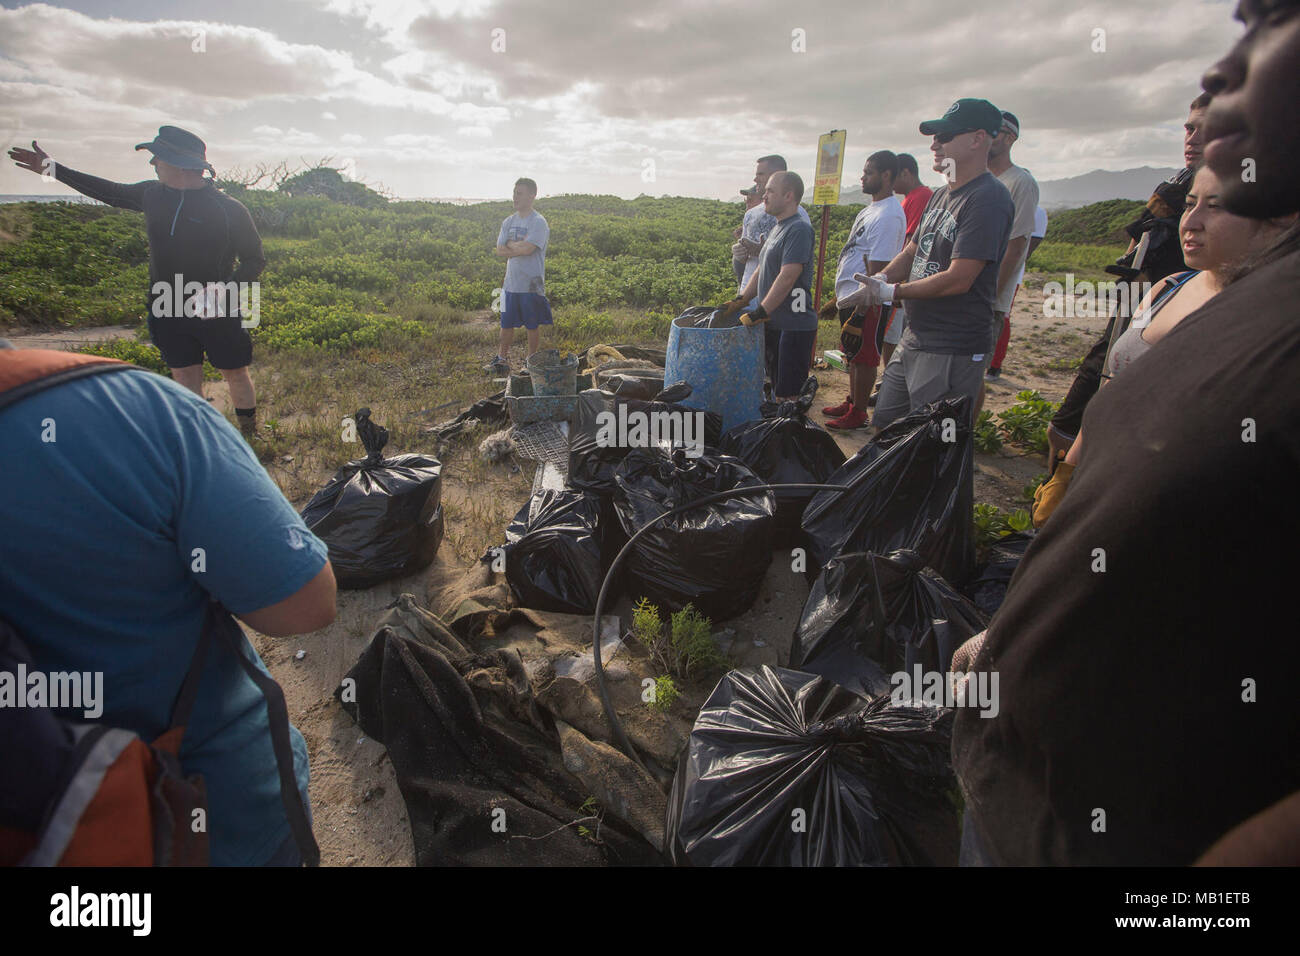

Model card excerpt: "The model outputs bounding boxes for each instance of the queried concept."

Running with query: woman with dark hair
[1032,162,1296,525]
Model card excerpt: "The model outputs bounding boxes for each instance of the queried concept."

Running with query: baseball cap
[134,125,215,172]
[1000,111,1021,137]
[919,99,1004,138]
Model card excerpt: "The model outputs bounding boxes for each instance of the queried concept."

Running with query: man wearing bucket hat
[841,98,1013,432]
[8,126,267,438]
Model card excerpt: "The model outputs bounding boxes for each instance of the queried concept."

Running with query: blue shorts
[501,291,554,330]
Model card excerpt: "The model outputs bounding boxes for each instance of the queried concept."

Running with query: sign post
[811,130,846,363]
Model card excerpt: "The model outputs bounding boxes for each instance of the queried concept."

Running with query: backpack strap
[0,350,132,411]
[205,603,321,867]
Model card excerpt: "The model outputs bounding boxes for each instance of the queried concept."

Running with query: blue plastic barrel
[664,315,765,433]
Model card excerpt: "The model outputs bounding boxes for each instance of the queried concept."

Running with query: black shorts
[148,314,253,370]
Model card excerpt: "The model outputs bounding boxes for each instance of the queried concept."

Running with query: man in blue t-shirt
[726,170,815,399]
[0,346,337,866]
[485,177,552,375]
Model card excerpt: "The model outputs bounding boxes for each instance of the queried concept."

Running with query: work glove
[738,303,768,326]
[731,240,747,259]
[836,272,892,311]
[818,299,841,321]
[718,297,750,322]
[1031,461,1075,528]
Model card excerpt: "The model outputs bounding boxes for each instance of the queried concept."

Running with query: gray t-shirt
[901,171,1013,355]
[757,213,815,332]
[994,164,1041,313]
[498,210,550,295]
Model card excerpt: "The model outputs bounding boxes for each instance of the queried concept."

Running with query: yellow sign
[812,129,847,206]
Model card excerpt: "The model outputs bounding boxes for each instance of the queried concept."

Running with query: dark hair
[515,177,538,194]
[866,150,899,180]
[771,170,804,203]
[896,153,919,177]
[757,154,788,171]
[1190,91,1212,112]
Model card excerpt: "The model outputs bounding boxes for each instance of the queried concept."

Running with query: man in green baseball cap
[838,96,1013,440]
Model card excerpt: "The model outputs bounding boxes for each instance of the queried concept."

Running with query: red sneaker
[826,406,870,430]
[822,395,853,417]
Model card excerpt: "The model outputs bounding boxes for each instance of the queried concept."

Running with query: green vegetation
[647,675,680,714]
[1021,473,1049,505]
[974,409,1002,453]
[973,503,1034,551]
[1026,240,1129,280]
[1043,199,1146,246]
[632,596,727,681]
[996,390,1058,455]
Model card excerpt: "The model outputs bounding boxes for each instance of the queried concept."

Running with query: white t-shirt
[994,165,1040,313]
[1013,205,1049,289]
[740,202,813,290]
[833,195,906,300]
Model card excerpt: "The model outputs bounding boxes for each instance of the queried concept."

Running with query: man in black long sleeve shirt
[9,126,266,436]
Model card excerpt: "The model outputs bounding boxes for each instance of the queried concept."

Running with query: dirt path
[1,324,137,349]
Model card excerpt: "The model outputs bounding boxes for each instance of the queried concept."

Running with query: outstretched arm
[9,141,148,211]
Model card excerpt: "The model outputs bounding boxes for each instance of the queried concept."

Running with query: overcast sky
[0,0,1236,201]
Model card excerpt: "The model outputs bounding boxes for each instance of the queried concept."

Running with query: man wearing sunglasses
[839,98,1013,433]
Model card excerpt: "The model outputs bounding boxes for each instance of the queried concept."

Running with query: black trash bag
[719,378,846,547]
[568,383,723,496]
[300,408,444,589]
[801,396,974,588]
[664,665,959,866]
[501,489,611,615]
[964,531,1035,617]
[430,390,507,442]
[791,549,988,699]
[602,372,664,400]
[613,447,775,622]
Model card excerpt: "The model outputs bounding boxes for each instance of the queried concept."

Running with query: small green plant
[974,504,1033,552]
[974,409,1002,453]
[647,674,679,713]
[996,390,1058,453]
[1006,509,1033,533]
[669,603,727,678]
[576,796,602,843]
[631,596,662,651]
[632,597,726,679]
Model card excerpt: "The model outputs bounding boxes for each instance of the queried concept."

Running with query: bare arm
[760,262,804,315]
[496,240,539,258]
[1195,790,1300,866]
[237,562,338,636]
[995,234,1029,304]
[1026,234,1045,261]
[895,257,987,301]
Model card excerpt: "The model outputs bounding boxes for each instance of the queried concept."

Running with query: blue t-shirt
[0,366,328,865]
[756,213,815,331]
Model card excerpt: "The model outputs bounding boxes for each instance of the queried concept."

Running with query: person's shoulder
[530,210,548,225]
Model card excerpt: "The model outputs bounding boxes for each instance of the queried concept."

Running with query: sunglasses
[935,128,980,144]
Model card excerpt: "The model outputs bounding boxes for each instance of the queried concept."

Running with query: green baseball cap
[919,99,1004,138]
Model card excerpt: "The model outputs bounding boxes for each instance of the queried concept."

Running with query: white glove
[853,271,897,305]
[731,240,747,259]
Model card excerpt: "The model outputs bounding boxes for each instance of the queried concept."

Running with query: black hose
[590,481,851,770]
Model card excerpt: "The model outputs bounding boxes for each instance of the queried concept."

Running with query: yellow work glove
[1031,462,1075,528]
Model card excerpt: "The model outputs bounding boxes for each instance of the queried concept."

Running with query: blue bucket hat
[134,125,215,173]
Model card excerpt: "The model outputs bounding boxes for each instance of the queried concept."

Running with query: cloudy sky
[1,0,1236,201]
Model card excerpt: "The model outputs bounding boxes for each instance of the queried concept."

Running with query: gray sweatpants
[871,345,987,431]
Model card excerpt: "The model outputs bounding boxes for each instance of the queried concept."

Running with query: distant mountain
[831,166,1179,210]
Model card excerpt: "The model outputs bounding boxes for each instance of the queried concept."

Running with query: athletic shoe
[484,355,510,375]
[822,395,853,417]
[986,367,1002,379]
[826,407,870,430]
